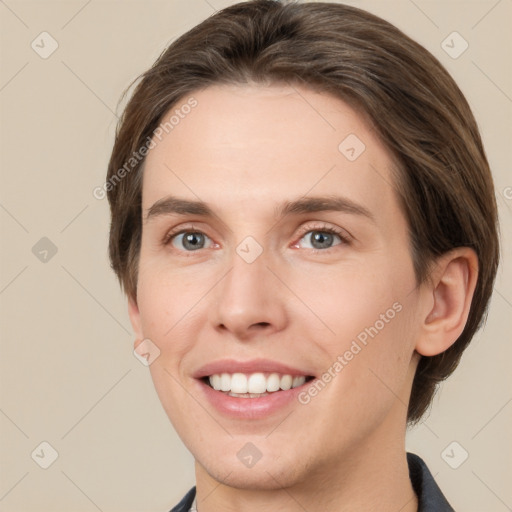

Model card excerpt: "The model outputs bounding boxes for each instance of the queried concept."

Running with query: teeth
[267,373,280,392]
[211,374,221,391]
[248,373,267,394]
[280,374,293,390]
[231,373,248,393]
[228,392,269,398]
[220,373,231,392]
[292,376,305,388]
[208,372,307,394]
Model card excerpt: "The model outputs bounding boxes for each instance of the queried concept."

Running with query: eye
[296,227,347,250]
[168,231,214,251]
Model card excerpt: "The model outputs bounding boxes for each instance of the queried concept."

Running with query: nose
[209,248,288,341]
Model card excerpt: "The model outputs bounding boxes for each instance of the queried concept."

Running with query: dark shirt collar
[407,452,454,511]
[170,452,454,512]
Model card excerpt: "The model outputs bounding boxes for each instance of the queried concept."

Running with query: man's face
[130,83,423,489]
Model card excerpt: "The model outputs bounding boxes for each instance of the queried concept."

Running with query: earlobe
[415,248,478,357]
[128,296,144,341]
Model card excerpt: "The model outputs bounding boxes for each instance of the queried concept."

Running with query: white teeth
[211,374,221,391]
[292,376,306,388]
[207,371,308,394]
[280,374,293,391]
[231,373,248,393]
[267,373,281,392]
[248,373,267,394]
[220,373,231,392]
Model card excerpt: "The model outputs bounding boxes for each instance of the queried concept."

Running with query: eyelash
[162,223,204,247]
[161,222,351,252]
[293,223,351,251]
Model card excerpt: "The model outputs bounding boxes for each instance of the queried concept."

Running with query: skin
[128,83,478,512]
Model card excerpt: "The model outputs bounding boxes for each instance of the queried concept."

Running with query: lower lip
[196,379,309,419]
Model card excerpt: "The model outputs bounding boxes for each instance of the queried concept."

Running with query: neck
[193,403,418,512]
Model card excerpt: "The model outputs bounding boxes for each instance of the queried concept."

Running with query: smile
[194,358,316,417]
[206,372,313,398]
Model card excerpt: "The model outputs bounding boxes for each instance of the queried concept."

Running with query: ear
[415,247,479,357]
[128,295,144,344]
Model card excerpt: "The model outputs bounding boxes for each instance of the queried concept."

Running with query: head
[106,0,499,490]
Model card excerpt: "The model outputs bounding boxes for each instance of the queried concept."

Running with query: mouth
[201,372,315,398]
[193,359,317,417]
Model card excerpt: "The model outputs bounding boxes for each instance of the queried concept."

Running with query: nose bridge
[209,240,287,336]
[223,245,272,309]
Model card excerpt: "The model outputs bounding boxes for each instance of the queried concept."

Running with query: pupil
[184,232,204,250]
[312,231,332,249]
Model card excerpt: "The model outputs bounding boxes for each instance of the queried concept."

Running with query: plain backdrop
[1,1,511,511]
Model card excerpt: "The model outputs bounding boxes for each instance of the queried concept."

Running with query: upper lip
[193,358,315,379]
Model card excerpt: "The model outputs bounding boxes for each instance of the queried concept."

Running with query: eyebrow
[145,195,375,223]
[278,196,374,221]
[146,196,211,220]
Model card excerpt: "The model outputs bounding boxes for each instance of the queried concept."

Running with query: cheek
[302,305,416,449]
[292,259,413,345]
[296,259,417,403]
[136,257,207,340]
[135,291,188,383]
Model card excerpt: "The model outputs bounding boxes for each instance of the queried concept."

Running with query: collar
[407,452,454,511]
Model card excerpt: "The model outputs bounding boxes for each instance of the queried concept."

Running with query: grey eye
[172,232,209,251]
[299,231,342,250]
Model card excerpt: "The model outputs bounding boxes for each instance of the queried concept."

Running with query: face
[130,83,424,491]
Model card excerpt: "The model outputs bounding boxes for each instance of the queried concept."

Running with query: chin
[198,456,308,491]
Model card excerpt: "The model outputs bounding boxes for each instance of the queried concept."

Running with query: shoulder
[407,452,455,511]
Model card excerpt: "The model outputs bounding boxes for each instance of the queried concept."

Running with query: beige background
[0,0,510,511]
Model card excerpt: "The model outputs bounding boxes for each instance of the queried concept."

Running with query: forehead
[141,83,401,222]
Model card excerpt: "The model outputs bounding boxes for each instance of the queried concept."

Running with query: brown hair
[106,0,499,423]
